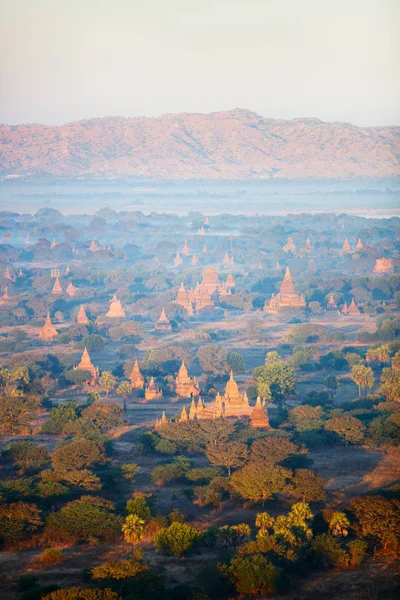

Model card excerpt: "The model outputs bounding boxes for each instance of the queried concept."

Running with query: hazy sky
[0,0,399,126]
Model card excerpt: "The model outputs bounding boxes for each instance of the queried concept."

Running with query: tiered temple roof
[342,302,349,314]
[89,240,101,252]
[355,238,364,251]
[155,307,172,332]
[175,361,200,398]
[283,237,296,253]
[341,238,351,254]
[250,397,270,429]
[51,275,63,295]
[327,294,337,310]
[347,298,361,315]
[175,283,193,313]
[374,258,394,274]
[145,377,163,401]
[0,287,10,304]
[106,294,125,318]
[197,226,205,235]
[5,267,14,282]
[77,305,89,324]
[130,360,144,389]
[174,252,183,267]
[39,313,58,341]
[182,241,190,256]
[264,267,306,312]
[76,347,98,382]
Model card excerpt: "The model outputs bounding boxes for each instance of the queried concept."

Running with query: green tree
[126,493,152,522]
[6,441,49,472]
[325,414,366,444]
[51,438,108,472]
[154,521,202,558]
[253,351,296,405]
[99,371,116,397]
[42,588,120,600]
[380,368,400,402]
[351,365,374,397]
[366,346,390,367]
[250,436,301,465]
[206,441,248,478]
[349,495,400,550]
[227,351,244,372]
[222,554,282,597]
[198,417,235,446]
[290,469,326,502]
[328,512,350,537]
[122,514,145,548]
[325,375,338,401]
[197,344,228,374]
[230,463,292,505]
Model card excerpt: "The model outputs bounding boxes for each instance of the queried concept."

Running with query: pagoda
[0,287,10,305]
[374,258,394,274]
[264,267,306,312]
[76,347,98,382]
[197,226,205,235]
[106,294,125,318]
[51,275,63,295]
[202,244,207,254]
[327,294,337,310]
[66,282,78,297]
[129,360,145,389]
[222,371,252,417]
[50,239,57,249]
[222,251,232,265]
[226,273,235,289]
[89,240,101,252]
[39,313,58,341]
[65,265,70,274]
[341,238,351,254]
[155,411,168,429]
[178,406,189,423]
[258,261,263,269]
[77,305,89,324]
[175,361,200,398]
[191,255,199,265]
[306,238,312,250]
[144,377,163,401]
[283,237,296,253]
[4,267,14,282]
[155,307,172,332]
[174,252,183,267]
[355,238,364,251]
[175,283,193,313]
[250,397,270,429]
[189,398,197,420]
[25,234,30,245]
[347,298,361,315]
[342,302,349,314]
[182,241,190,256]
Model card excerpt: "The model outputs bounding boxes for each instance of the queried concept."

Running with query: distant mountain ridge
[0,109,399,180]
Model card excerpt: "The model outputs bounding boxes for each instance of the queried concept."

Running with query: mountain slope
[0,109,399,179]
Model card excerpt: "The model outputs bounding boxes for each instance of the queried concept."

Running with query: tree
[328,512,350,537]
[290,469,326,502]
[122,514,145,548]
[351,365,374,397]
[230,463,292,504]
[227,351,244,372]
[126,493,152,522]
[206,441,248,478]
[197,418,235,446]
[0,501,42,548]
[6,441,49,472]
[325,414,366,444]
[197,344,228,374]
[253,351,296,405]
[117,381,131,413]
[91,559,148,581]
[42,588,120,600]
[250,436,301,465]
[345,352,364,368]
[223,554,282,597]
[380,368,400,402]
[311,534,349,568]
[288,405,324,432]
[349,495,400,550]
[325,375,338,401]
[51,438,108,472]
[154,522,202,558]
[366,346,390,367]
[99,372,116,397]
[120,463,140,482]
[0,395,38,433]
[392,350,400,370]
[80,402,124,432]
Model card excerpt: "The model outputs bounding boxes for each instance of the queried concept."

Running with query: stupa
[4,267,14,282]
[178,406,189,423]
[258,261,263,269]
[51,275,63,295]
[77,305,89,324]
[222,251,233,265]
[175,361,200,398]
[155,411,169,429]
[355,239,364,251]
[187,267,229,311]
[222,371,252,417]
[106,294,125,318]
[204,217,209,225]
[75,347,98,382]
[65,265,70,274]
[0,287,10,305]
[182,241,190,256]
[89,240,101,252]
[174,252,183,267]
[197,226,205,235]
[202,244,207,254]
[374,258,394,274]
[191,255,199,265]
[249,397,270,429]
[283,237,296,253]
[129,360,145,389]
[264,267,306,312]
[327,294,337,310]
[155,307,172,332]
[306,238,312,250]
[347,298,361,315]
[50,239,57,249]
[342,302,349,314]
[226,273,235,289]
[175,283,193,313]
[341,238,351,254]
[144,377,163,401]
[39,313,58,341]
[66,282,78,297]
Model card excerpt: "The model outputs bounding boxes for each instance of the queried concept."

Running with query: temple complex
[75,347,98,383]
[327,294,337,310]
[264,267,306,312]
[182,241,190,256]
[356,238,364,251]
[77,305,89,324]
[51,275,63,295]
[129,360,145,389]
[347,298,361,315]
[341,238,351,254]
[89,240,101,252]
[249,397,270,429]
[174,361,200,398]
[66,282,78,297]
[174,252,183,267]
[106,294,125,318]
[39,313,58,341]
[374,258,394,274]
[155,307,172,332]
[283,237,296,253]
[144,377,163,401]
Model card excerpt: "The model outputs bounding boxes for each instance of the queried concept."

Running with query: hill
[1,109,399,179]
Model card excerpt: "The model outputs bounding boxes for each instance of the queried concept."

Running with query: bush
[154,522,202,558]
[39,548,64,565]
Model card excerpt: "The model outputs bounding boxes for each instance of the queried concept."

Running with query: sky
[0,0,399,127]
